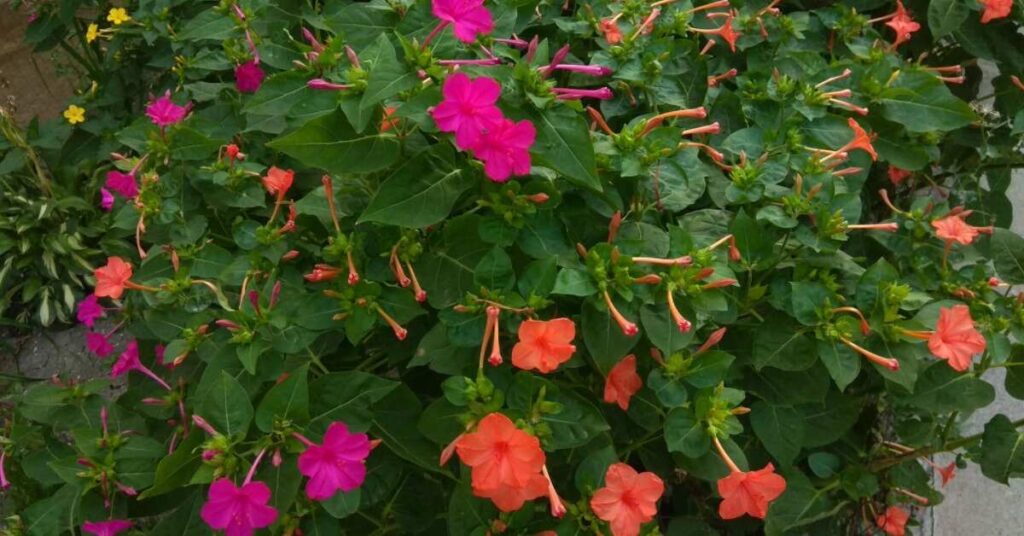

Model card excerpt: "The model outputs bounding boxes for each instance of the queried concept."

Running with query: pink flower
[111,340,172,390]
[86,332,115,358]
[431,73,504,150]
[105,170,138,199]
[469,118,535,182]
[431,0,494,43]
[77,295,104,327]
[146,90,191,127]
[200,478,279,536]
[0,450,10,490]
[235,61,265,94]
[100,188,114,211]
[297,422,372,500]
[82,520,133,536]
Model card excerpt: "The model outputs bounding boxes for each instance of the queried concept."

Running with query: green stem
[57,39,100,80]
[869,416,1024,472]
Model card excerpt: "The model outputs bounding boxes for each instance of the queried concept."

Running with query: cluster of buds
[810,68,869,116]
[452,295,536,370]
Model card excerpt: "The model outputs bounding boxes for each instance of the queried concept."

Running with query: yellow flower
[63,105,86,125]
[107,7,130,25]
[86,23,100,43]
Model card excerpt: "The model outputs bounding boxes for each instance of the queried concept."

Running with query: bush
[3,0,1024,535]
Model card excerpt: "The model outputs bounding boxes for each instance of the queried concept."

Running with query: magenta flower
[470,118,536,182]
[200,478,279,536]
[86,331,115,358]
[431,0,494,43]
[111,340,172,390]
[105,170,139,199]
[100,188,114,211]
[0,450,9,490]
[82,520,133,536]
[431,73,503,150]
[235,60,265,94]
[296,422,372,500]
[77,295,104,327]
[146,91,191,127]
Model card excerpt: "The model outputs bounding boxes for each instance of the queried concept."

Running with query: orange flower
[716,16,740,52]
[875,506,909,536]
[599,18,623,44]
[510,318,577,373]
[475,472,548,512]
[887,166,911,185]
[262,167,294,198]
[94,257,134,299]
[717,463,787,520]
[455,413,547,510]
[928,305,986,372]
[931,214,992,245]
[589,463,664,536]
[885,0,920,48]
[604,355,643,410]
[845,118,877,161]
[980,0,1012,23]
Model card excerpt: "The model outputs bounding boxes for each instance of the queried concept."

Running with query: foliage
[3,0,1024,535]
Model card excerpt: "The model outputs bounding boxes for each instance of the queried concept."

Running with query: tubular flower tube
[541,44,571,78]
[640,107,707,136]
[495,36,528,48]
[703,278,738,290]
[695,327,727,354]
[708,68,738,87]
[839,337,899,370]
[631,255,692,266]
[815,68,852,89]
[608,211,623,242]
[548,64,613,76]
[831,307,871,335]
[390,245,412,287]
[322,176,342,234]
[478,307,496,370]
[728,235,741,262]
[631,8,661,39]
[681,122,721,136]
[487,306,503,366]
[541,465,567,518]
[847,222,899,232]
[1011,75,1024,92]
[406,261,427,302]
[346,250,360,285]
[552,87,614,100]
[305,264,343,282]
[820,118,877,162]
[680,141,727,163]
[633,274,663,285]
[878,189,908,216]
[374,304,408,340]
[587,106,615,135]
[832,166,863,177]
[603,289,638,336]
[307,79,353,91]
[667,288,692,333]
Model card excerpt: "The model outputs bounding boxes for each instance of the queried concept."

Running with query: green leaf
[255,364,310,433]
[309,372,399,432]
[196,371,254,438]
[880,71,976,132]
[980,414,1024,484]
[22,484,77,536]
[990,228,1024,284]
[139,431,204,499]
[322,489,362,519]
[268,110,400,174]
[1005,345,1024,400]
[665,408,710,458]
[418,214,492,308]
[648,369,689,407]
[905,362,995,412]
[795,390,862,448]
[507,374,610,450]
[790,282,831,326]
[527,106,601,191]
[177,10,235,41]
[582,299,639,373]
[750,401,805,466]
[371,385,449,474]
[641,304,695,354]
[764,470,843,536]
[359,145,472,228]
[817,339,861,391]
[324,3,399,49]
[552,268,598,297]
[473,247,515,291]
[448,476,495,536]
[928,0,970,38]
[243,72,315,117]
[753,319,816,371]
[359,34,419,111]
